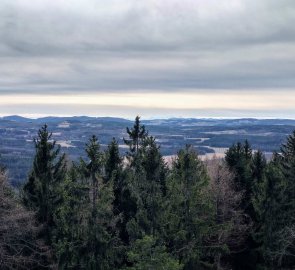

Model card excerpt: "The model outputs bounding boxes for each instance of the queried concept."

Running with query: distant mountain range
[1,115,132,124]
[2,115,295,126]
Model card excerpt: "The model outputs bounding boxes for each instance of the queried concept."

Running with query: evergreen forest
[0,116,294,270]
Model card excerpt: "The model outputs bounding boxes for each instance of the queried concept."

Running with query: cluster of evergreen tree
[225,140,295,269]
[0,117,294,269]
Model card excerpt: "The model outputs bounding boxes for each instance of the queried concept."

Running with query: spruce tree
[225,141,252,196]
[251,150,267,223]
[116,116,149,244]
[252,150,267,185]
[142,136,167,196]
[252,157,286,269]
[79,135,119,269]
[104,137,123,220]
[225,141,261,270]
[23,124,66,227]
[80,135,103,209]
[124,116,148,160]
[165,145,212,269]
[126,136,167,241]
[105,137,122,183]
[52,165,89,269]
[126,235,183,270]
[276,131,295,266]
[120,118,169,268]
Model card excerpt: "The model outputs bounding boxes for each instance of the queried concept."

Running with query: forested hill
[1,116,295,185]
[0,116,294,269]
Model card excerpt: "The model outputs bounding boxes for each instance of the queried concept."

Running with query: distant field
[1,116,294,185]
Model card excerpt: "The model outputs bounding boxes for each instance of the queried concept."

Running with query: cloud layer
[0,0,295,117]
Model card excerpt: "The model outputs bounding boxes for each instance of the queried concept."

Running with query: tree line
[0,116,294,269]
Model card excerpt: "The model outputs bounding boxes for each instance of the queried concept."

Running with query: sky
[0,0,295,119]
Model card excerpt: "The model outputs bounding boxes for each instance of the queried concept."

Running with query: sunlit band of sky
[1,0,295,119]
[1,90,295,119]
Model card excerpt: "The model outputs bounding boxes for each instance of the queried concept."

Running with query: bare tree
[272,225,295,267]
[205,157,251,270]
[0,170,53,269]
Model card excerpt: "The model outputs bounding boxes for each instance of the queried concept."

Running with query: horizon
[2,114,295,121]
[1,1,295,118]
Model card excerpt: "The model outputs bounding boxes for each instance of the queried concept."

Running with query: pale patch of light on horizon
[0,90,295,111]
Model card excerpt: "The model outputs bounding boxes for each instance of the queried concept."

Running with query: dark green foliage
[119,118,169,268]
[225,141,252,195]
[52,166,89,269]
[80,135,103,209]
[280,132,295,219]
[78,135,120,269]
[142,136,167,196]
[126,136,167,239]
[225,142,263,269]
[275,132,295,266]
[126,235,183,270]
[105,137,122,183]
[165,145,213,269]
[253,158,286,269]
[251,150,268,225]
[104,138,128,254]
[226,136,295,269]
[252,151,267,184]
[3,121,295,269]
[22,124,66,227]
[251,133,295,269]
[124,116,148,159]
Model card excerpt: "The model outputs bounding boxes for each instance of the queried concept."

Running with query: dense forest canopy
[0,116,294,269]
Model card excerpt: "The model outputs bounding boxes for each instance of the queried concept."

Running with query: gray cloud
[0,0,295,96]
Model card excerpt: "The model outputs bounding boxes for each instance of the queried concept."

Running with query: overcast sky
[0,0,295,118]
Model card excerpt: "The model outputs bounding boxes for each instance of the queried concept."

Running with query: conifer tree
[80,135,103,209]
[225,141,252,196]
[126,136,167,241]
[252,156,286,268]
[124,116,148,160]
[104,137,123,220]
[79,135,120,269]
[251,150,267,223]
[165,145,212,269]
[142,136,167,196]
[126,235,183,270]
[105,137,122,183]
[252,151,267,185]
[276,131,295,266]
[52,165,89,269]
[225,142,262,270]
[119,118,169,268]
[23,124,66,228]
[116,116,149,245]
[12,120,295,269]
